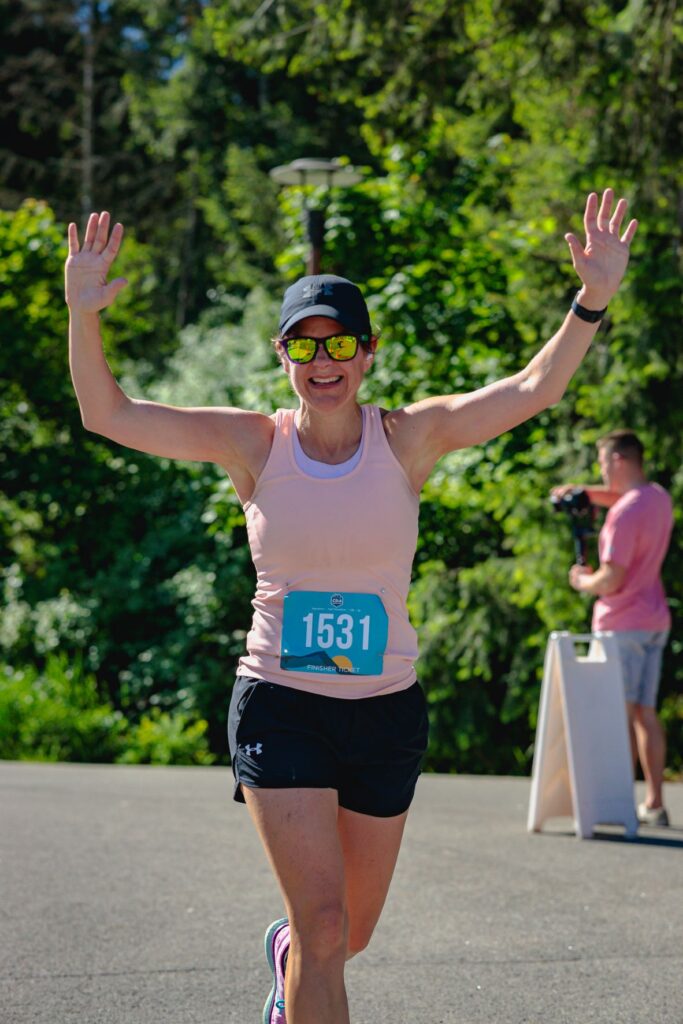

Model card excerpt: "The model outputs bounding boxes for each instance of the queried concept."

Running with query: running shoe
[263,917,289,1024]
[637,802,670,826]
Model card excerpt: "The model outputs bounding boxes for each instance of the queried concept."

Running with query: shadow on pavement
[536,825,683,848]
[592,828,683,849]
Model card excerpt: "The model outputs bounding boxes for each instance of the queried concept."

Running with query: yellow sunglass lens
[328,336,357,358]
[287,339,317,361]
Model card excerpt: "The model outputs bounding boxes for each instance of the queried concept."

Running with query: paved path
[1,762,681,1024]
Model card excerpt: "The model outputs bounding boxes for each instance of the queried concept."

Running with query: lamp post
[269,158,363,275]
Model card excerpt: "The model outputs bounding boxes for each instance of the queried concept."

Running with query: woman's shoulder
[368,403,404,437]
[376,403,423,435]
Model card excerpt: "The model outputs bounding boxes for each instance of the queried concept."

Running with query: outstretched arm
[387,190,638,490]
[65,212,273,484]
[551,484,621,508]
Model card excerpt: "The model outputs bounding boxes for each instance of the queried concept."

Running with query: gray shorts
[613,630,669,707]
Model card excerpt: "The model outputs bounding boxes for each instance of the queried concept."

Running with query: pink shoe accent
[263,918,289,1024]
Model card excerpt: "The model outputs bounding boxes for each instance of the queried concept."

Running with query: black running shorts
[227,676,429,818]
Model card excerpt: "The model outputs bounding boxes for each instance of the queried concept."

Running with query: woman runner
[65,189,637,1024]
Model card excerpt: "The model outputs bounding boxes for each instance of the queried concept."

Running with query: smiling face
[277,315,375,412]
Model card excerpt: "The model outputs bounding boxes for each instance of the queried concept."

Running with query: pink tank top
[238,405,420,698]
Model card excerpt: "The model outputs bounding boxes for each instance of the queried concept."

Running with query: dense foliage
[1,1,681,773]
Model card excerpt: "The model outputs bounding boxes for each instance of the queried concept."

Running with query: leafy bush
[0,654,216,765]
[0,654,125,762]
[661,694,683,780]
[116,708,215,766]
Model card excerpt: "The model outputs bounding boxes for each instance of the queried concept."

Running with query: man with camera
[553,430,673,826]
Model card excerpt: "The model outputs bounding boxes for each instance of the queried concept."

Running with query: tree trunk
[81,0,95,225]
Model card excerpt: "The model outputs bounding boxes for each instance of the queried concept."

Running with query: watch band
[571,293,607,323]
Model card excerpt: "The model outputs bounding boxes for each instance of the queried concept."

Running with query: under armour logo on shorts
[242,742,263,756]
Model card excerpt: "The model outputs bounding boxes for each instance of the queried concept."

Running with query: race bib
[280,591,388,676]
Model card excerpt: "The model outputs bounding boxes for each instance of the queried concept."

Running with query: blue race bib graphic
[280,591,388,676]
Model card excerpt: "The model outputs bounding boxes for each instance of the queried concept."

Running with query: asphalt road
[1,762,681,1024]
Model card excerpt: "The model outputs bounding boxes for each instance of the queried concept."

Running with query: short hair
[597,429,644,465]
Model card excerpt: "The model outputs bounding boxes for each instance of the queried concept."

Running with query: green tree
[207,0,682,772]
[3,3,681,773]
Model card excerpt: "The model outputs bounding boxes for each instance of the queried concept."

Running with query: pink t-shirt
[593,483,673,632]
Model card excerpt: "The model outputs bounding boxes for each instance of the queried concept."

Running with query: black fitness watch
[571,293,607,323]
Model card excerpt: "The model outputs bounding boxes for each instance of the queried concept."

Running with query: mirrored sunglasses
[280,334,368,364]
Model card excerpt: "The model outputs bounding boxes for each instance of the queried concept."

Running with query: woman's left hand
[564,189,638,309]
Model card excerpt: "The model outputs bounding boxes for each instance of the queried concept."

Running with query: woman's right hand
[65,211,127,313]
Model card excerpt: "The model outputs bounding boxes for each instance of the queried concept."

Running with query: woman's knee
[292,902,349,963]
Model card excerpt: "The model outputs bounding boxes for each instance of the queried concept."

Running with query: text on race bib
[280,591,388,676]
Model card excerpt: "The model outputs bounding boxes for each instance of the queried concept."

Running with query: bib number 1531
[302,611,371,651]
[281,591,388,676]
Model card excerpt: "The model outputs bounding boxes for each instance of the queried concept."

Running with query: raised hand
[65,211,127,313]
[564,189,638,308]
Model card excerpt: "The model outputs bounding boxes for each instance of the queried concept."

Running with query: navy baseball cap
[279,274,372,340]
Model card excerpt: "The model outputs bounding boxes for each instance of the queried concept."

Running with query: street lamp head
[269,158,363,274]
[269,158,363,188]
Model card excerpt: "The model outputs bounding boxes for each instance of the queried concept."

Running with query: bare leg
[243,787,350,1024]
[625,701,639,770]
[337,805,408,958]
[242,788,412,1022]
[633,705,667,808]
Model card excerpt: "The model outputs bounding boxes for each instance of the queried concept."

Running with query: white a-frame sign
[527,631,638,839]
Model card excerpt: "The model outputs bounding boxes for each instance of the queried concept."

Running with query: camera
[551,487,595,565]
[551,486,593,520]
